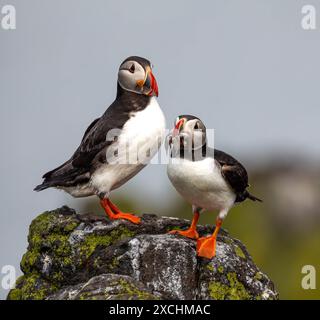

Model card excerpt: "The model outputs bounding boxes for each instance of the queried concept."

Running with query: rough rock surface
[7,206,278,300]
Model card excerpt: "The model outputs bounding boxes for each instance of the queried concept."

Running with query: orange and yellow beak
[173,118,185,137]
[137,67,159,97]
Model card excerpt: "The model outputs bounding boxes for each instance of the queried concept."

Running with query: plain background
[1,0,320,299]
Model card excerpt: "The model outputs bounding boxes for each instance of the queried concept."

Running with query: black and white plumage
[167,115,261,258]
[35,56,165,224]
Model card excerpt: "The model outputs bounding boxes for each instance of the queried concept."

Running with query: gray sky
[0,0,320,298]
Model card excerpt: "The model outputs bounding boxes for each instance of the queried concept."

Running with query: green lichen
[14,209,81,299]
[80,235,113,259]
[78,292,94,300]
[28,210,79,247]
[29,212,52,243]
[114,279,157,300]
[46,234,72,257]
[207,264,214,272]
[234,245,246,259]
[63,221,78,233]
[109,257,119,270]
[7,275,25,300]
[7,288,22,300]
[21,250,38,274]
[7,273,57,300]
[21,234,73,274]
[254,272,264,281]
[52,271,64,283]
[79,226,135,259]
[208,272,251,300]
[207,264,224,273]
[15,275,25,287]
[224,238,233,246]
[227,273,250,299]
[21,209,79,275]
[62,255,73,267]
[167,226,182,231]
[12,209,140,300]
[93,257,101,268]
[208,281,228,300]
[218,265,224,273]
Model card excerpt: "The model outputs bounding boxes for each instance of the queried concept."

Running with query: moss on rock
[234,245,246,259]
[218,265,224,273]
[9,207,139,300]
[114,278,159,300]
[79,226,135,259]
[208,272,251,300]
[7,273,57,300]
[21,213,76,276]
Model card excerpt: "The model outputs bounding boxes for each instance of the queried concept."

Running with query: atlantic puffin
[35,56,165,224]
[167,115,261,259]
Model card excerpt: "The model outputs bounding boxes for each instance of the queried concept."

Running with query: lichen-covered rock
[47,274,160,300]
[7,206,278,300]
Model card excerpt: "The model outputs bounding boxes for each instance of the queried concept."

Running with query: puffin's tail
[34,159,74,192]
[246,191,263,202]
[34,181,52,192]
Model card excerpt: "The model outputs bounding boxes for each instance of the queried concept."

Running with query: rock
[7,206,278,300]
[47,274,160,300]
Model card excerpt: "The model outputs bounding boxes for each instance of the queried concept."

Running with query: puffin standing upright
[35,56,165,224]
[167,115,261,259]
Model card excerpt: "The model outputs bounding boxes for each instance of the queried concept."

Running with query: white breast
[167,157,236,212]
[91,97,166,194]
[120,97,165,161]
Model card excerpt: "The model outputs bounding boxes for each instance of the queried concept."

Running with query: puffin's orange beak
[137,67,159,97]
[173,118,185,137]
[145,68,158,97]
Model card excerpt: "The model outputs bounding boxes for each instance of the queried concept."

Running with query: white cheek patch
[118,70,132,90]
[118,61,146,94]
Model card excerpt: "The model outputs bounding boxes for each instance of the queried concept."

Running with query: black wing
[34,100,131,191]
[34,87,151,191]
[41,117,100,181]
[214,149,249,193]
[206,148,253,203]
[209,148,262,202]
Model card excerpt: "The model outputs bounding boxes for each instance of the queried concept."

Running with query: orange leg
[168,211,200,240]
[100,199,141,224]
[196,218,223,259]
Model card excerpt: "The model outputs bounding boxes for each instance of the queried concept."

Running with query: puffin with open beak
[167,115,262,259]
[35,56,165,224]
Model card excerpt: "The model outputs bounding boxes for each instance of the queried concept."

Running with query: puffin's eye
[194,122,199,130]
[129,64,135,73]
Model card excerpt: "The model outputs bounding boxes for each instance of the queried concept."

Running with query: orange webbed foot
[100,199,141,224]
[168,228,199,240]
[169,211,200,239]
[112,212,141,224]
[196,235,217,259]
